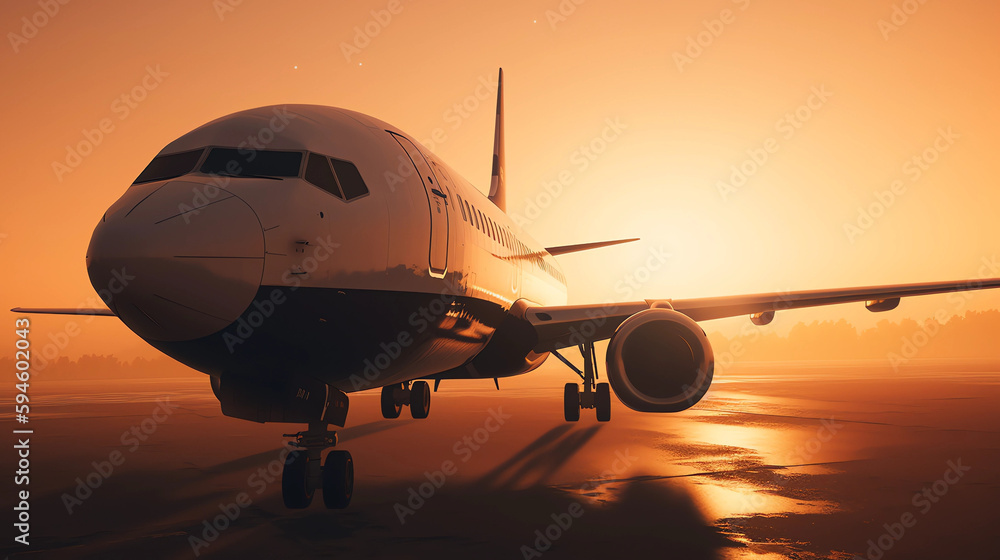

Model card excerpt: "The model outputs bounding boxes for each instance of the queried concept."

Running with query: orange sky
[2,0,999,361]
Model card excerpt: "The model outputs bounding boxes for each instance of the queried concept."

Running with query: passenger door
[390,133,449,277]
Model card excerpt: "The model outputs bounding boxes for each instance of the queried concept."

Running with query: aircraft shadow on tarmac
[19,421,738,560]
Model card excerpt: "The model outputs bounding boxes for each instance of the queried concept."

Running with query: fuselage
[86,105,568,392]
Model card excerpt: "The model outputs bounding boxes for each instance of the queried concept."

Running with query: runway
[5,360,1000,559]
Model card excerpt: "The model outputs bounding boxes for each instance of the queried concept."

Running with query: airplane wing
[10,307,115,316]
[525,278,1000,352]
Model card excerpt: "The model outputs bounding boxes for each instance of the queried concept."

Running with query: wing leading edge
[525,277,1000,352]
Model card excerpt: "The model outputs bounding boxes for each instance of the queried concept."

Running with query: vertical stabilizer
[489,68,506,212]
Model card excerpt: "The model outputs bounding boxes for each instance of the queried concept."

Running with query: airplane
[14,69,1000,510]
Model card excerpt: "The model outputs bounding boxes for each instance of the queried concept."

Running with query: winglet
[545,238,640,257]
[488,68,506,212]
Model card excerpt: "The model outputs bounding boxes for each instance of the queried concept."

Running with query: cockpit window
[304,153,344,199]
[200,148,302,178]
[133,149,203,184]
[330,158,370,200]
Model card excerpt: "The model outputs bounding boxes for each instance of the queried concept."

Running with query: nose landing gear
[281,422,353,509]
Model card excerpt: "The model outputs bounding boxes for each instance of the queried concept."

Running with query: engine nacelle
[605,308,714,412]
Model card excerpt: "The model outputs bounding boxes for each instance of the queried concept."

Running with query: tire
[564,383,580,422]
[282,450,313,508]
[596,383,612,422]
[381,385,402,419]
[410,381,430,419]
[322,450,354,509]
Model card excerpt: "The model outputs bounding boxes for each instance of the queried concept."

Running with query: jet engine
[605,308,714,412]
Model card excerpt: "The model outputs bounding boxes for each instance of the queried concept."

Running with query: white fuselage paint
[90,105,568,390]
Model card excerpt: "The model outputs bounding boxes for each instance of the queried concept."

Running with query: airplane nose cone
[87,181,265,342]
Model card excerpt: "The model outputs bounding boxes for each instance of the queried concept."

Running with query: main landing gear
[380,380,431,419]
[282,422,354,509]
[553,340,611,422]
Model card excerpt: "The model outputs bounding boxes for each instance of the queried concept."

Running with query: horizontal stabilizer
[545,238,640,257]
[11,307,115,316]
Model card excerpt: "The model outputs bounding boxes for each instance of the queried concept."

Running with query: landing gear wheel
[322,450,354,509]
[564,383,580,422]
[595,383,611,422]
[381,385,402,418]
[282,450,314,508]
[410,381,431,419]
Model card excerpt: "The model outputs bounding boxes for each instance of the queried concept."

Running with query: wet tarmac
[4,359,999,559]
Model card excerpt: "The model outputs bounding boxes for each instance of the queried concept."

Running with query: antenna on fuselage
[488,68,506,213]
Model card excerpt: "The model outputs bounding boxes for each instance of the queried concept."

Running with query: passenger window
[134,148,204,184]
[330,158,370,200]
[477,210,485,232]
[457,194,468,221]
[305,153,344,199]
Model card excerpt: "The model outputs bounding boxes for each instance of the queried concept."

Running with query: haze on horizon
[2,0,999,363]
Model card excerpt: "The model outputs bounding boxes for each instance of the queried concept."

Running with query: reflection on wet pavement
[7,360,1000,559]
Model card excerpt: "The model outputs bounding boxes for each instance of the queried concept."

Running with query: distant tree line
[708,310,1000,369]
